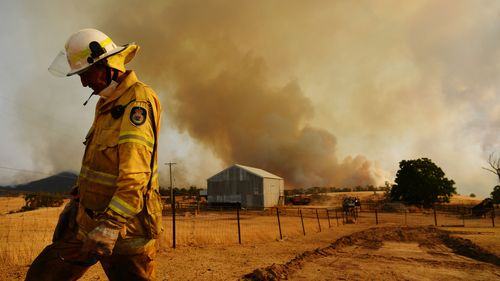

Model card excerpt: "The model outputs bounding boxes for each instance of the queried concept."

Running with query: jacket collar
[96,70,138,113]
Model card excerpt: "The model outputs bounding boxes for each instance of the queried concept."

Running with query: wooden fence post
[375,208,379,225]
[316,209,321,232]
[276,208,283,240]
[492,206,496,228]
[300,209,306,236]
[172,192,176,249]
[326,209,331,228]
[335,209,339,226]
[433,205,438,227]
[237,203,241,244]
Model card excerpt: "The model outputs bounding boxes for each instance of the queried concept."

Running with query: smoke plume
[92,1,384,188]
[10,1,500,196]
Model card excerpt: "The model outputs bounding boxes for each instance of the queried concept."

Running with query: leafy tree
[188,186,199,197]
[469,193,476,198]
[491,185,500,204]
[390,158,456,207]
[159,187,169,196]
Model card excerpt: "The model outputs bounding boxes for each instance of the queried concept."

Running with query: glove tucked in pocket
[81,220,122,256]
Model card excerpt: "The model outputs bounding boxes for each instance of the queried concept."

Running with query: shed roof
[233,164,283,180]
[207,164,283,181]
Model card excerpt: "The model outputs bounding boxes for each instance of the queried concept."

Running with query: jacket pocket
[96,129,119,150]
[143,188,163,239]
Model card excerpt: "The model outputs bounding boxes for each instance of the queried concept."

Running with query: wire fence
[158,201,498,248]
[0,196,498,266]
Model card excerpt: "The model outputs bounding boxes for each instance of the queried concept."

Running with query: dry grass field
[447,194,484,205]
[312,191,484,207]
[0,196,25,214]
[0,193,497,280]
[0,200,62,266]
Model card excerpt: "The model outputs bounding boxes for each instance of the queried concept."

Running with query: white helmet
[49,28,128,77]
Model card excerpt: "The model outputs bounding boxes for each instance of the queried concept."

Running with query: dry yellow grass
[314,191,484,208]
[0,205,62,265]
[447,194,484,205]
[0,196,26,214]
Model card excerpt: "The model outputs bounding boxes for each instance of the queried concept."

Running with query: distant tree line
[21,192,64,212]
[285,185,388,196]
[159,186,202,197]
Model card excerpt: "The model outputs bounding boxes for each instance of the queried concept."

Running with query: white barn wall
[262,178,284,208]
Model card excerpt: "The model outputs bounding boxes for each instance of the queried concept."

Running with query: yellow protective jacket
[76,70,162,251]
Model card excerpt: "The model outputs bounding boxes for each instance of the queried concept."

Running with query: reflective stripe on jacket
[76,70,162,242]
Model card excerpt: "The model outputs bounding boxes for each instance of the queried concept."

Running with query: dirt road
[244,226,500,281]
[5,224,499,280]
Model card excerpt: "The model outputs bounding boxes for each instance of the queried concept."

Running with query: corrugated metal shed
[207,164,284,208]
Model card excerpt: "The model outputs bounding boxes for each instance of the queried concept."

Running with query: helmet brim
[48,44,130,77]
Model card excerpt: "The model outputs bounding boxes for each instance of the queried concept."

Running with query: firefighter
[25,28,162,281]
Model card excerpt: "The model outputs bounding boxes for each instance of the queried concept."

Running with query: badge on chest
[130,106,147,126]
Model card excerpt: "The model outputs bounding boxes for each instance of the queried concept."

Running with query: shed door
[245,195,253,208]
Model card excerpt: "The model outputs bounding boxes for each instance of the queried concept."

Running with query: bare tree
[483,152,500,182]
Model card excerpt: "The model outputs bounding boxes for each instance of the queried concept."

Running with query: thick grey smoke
[86,1,384,188]
[8,1,500,195]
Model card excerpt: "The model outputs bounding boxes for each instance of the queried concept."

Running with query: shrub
[21,192,64,212]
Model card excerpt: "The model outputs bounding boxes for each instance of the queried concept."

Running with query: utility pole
[165,162,176,248]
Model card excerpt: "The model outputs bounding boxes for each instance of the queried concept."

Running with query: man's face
[78,63,108,94]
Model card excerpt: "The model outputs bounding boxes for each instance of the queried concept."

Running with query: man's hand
[81,220,122,256]
[52,199,78,242]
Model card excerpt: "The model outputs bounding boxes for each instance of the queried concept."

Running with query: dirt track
[244,226,500,281]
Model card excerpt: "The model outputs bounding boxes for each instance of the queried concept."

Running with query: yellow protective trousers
[25,233,157,281]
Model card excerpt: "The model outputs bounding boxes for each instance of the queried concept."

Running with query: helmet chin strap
[106,65,119,85]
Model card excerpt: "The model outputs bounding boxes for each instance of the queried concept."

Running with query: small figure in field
[342,197,357,223]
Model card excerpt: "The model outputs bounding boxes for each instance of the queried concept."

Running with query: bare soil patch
[244,226,500,281]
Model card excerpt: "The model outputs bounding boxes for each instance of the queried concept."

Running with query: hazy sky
[0,0,499,197]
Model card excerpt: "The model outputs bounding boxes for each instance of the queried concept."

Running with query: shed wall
[207,166,264,208]
[262,178,284,208]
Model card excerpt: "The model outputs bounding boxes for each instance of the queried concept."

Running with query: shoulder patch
[130,106,147,126]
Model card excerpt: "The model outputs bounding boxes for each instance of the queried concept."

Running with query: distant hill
[0,186,16,194]
[11,171,78,193]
